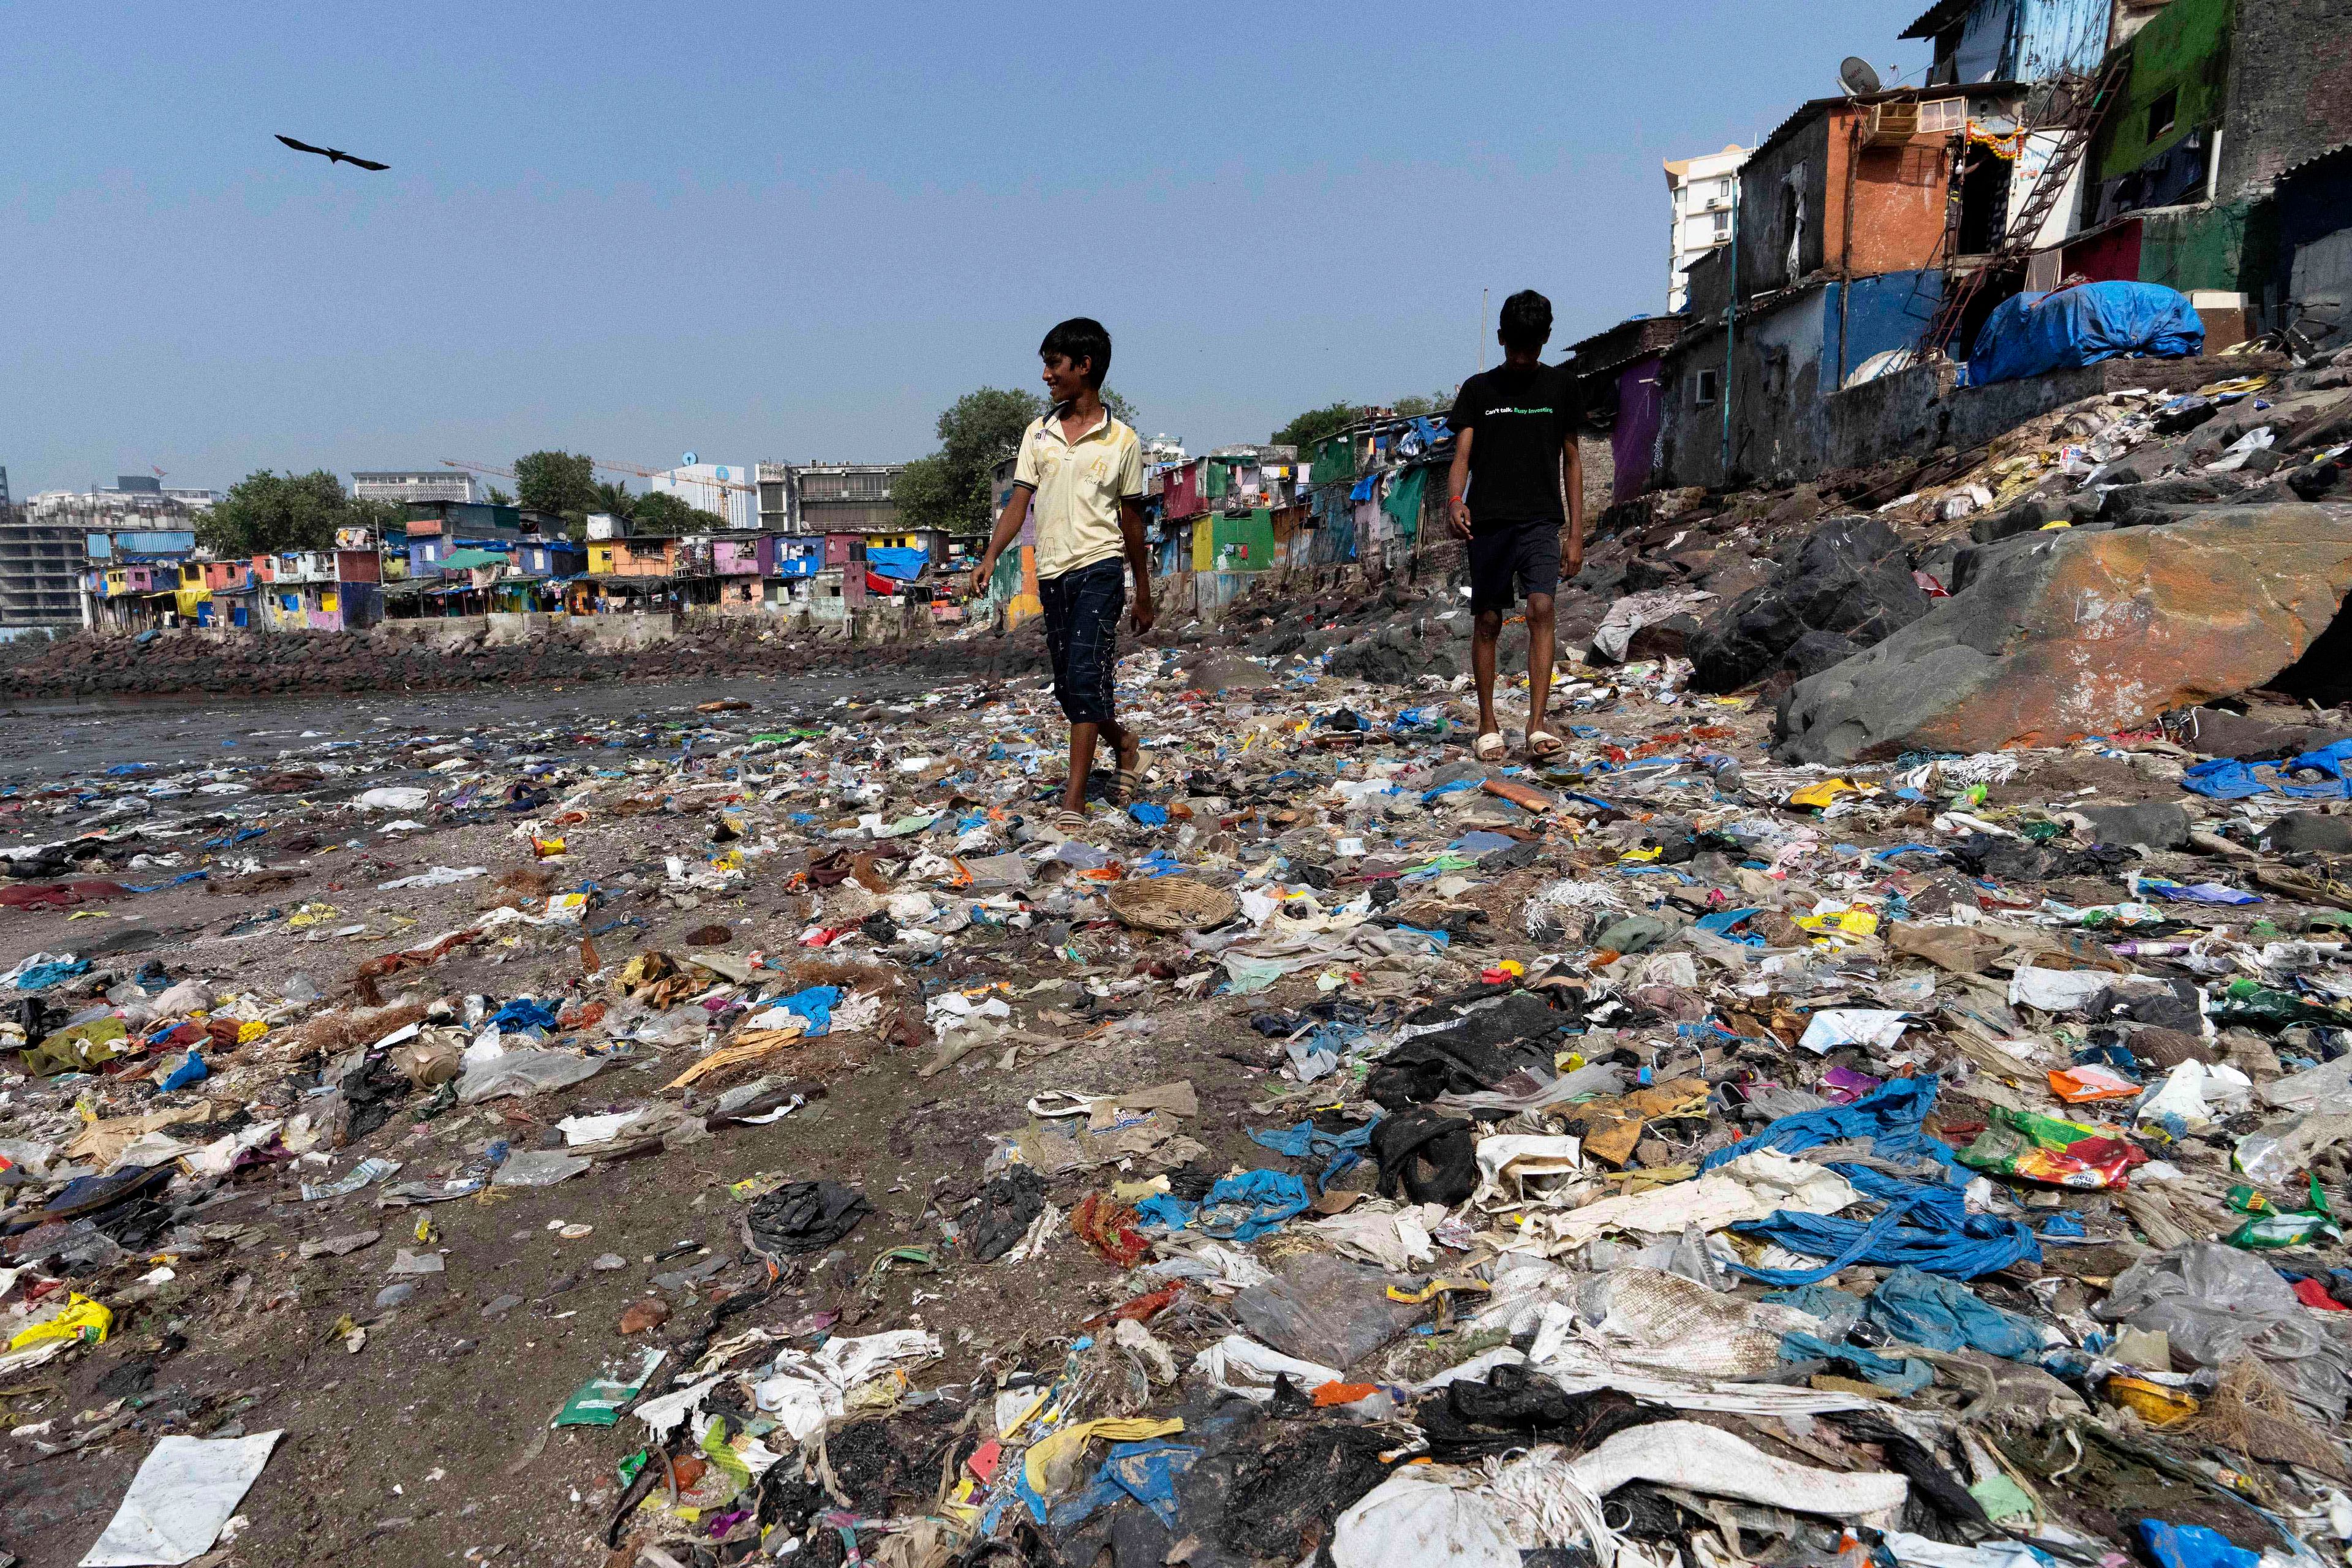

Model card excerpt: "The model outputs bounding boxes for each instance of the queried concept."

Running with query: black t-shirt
[1447,362,1580,530]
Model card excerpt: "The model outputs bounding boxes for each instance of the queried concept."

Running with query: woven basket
[1105,876,1240,934]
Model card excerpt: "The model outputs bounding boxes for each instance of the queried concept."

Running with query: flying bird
[274,134,390,172]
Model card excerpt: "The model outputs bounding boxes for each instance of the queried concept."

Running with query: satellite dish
[682,450,698,467]
[1840,56,1883,96]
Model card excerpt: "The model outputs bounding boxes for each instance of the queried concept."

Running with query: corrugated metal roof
[1901,0,1977,40]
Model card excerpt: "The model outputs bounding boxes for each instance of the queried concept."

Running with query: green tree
[513,451,600,521]
[486,485,515,506]
[1271,401,1361,450]
[1393,390,1456,419]
[198,470,372,557]
[589,480,638,519]
[628,490,726,536]
[893,453,965,534]
[1104,389,1141,431]
[898,386,1047,535]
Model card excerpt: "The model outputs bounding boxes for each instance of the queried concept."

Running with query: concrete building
[353,470,487,506]
[2046,0,2352,323]
[4,483,213,630]
[1653,82,2038,489]
[0,507,86,628]
[1665,145,1749,312]
[648,462,758,530]
[775,464,907,537]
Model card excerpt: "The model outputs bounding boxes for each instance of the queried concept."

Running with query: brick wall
[2221,0,2352,201]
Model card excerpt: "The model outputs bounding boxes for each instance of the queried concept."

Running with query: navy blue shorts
[1468,519,1562,614]
[1039,557,1125,726]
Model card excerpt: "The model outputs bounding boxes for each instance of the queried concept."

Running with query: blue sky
[2,1,1929,495]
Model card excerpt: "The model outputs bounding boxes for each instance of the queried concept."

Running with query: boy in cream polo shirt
[971,318,1156,828]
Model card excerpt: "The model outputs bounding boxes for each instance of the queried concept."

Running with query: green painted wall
[1207,509,1275,571]
[2094,0,2233,185]
[2138,197,2278,293]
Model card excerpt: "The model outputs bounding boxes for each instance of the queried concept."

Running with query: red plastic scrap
[0,885,79,910]
[1071,1192,1152,1268]
[1081,1284,1182,1331]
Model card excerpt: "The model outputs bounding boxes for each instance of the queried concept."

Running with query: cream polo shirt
[1013,406,1145,580]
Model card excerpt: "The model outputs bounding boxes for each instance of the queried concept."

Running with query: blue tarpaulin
[1700,1076,2041,1283]
[1136,1169,1310,1241]
[1961,282,2204,386]
[865,546,929,582]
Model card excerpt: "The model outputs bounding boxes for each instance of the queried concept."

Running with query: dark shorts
[1039,556,1126,726]
[1468,519,1562,614]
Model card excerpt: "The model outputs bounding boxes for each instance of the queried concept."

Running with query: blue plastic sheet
[1136,1169,1310,1242]
[1779,1331,1932,1395]
[1702,1075,1957,1178]
[865,546,929,581]
[1962,282,2205,386]
[10,959,89,992]
[1861,1265,2044,1359]
[2141,1521,2260,1568]
[2182,755,2352,802]
[767,984,843,1037]
[121,870,209,892]
[1248,1115,1379,1191]
[486,998,562,1034]
[1047,1440,1198,1529]
[159,1049,209,1092]
[1701,1077,2041,1283]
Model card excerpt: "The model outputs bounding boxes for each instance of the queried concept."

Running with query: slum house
[192,557,263,631]
[2051,0,2352,333]
[1908,0,2120,87]
[80,529,198,635]
[1295,418,1458,590]
[1653,81,2043,489]
[2274,144,2352,349]
[256,548,382,633]
[573,536,688,616]
[1564,316,1687,505]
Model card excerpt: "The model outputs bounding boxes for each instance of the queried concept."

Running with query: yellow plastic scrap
[236,1019,269,1044]
[1785,779,1879,810]
[2107,1374,2198,1427]
[8,1293,112,1351]
[1797,905,1882,939]
[1023,1417,1183,1494]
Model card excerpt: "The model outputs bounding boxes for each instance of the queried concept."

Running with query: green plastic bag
[2225,1173,2340,1250]
[552,1347,665,1427]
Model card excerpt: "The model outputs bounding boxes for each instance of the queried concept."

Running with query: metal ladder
[1920,48,2134,358]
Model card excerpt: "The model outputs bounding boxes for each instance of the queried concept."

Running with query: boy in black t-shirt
[1445,289,1583,761]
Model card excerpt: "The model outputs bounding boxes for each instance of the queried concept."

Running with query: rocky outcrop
[1687,518,1932,694]
[1773,505,2352,764]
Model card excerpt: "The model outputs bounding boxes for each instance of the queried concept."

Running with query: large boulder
[1687,518,1931,693]
[1774,505,2352,764]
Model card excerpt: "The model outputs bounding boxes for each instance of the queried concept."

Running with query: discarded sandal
[1116,746,1154,804]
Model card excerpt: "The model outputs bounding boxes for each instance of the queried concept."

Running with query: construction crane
[592,456,755,497]
[440,458,516,480]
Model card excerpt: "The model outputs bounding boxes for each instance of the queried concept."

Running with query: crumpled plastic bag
[455,1049,608,1104]
[2091,1241,2352,1420]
